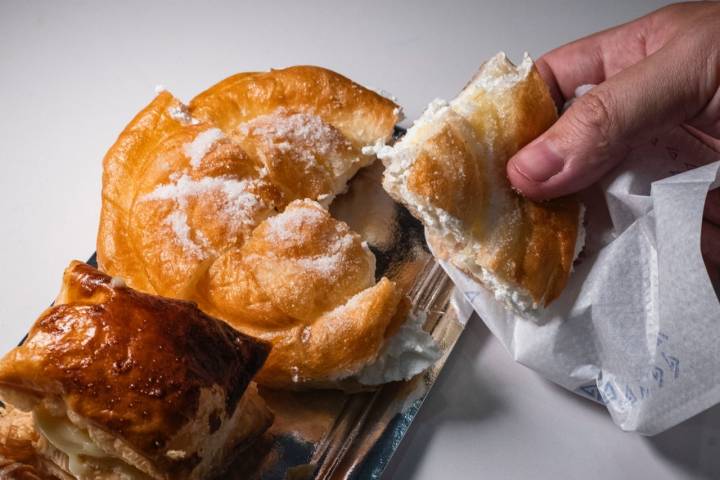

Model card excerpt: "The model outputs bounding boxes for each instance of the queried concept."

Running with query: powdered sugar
[239,108,348,175]
[184,128,224,167]
[322,283,373,319]
[263,201,361,278]
[142,174,270,255]
[361,139,386,156]
[301,326,311,343]
[263,202,328,243]
[295,234,355,276]
[168,104,200,125]
[290,366,300,383]
[164,209,204,256]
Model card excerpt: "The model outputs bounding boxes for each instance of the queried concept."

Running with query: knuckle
[567,90,617,152]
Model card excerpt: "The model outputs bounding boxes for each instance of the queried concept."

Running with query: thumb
[507,34,714,200]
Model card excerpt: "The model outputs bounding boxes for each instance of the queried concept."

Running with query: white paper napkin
[440,127,720,435]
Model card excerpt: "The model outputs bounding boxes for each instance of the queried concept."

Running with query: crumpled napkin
[440,127,720,435]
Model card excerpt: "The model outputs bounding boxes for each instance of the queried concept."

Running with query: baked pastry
[96,66,436,389]
[197,198,405,388]
[379,53,584,312]
[98,67,399,297]
[0,404,49,479]
[0,262,272,479]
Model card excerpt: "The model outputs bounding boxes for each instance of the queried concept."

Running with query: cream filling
[356,311,441,385]
[33,408,149,480]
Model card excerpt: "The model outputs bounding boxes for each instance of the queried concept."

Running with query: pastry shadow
[382,315,501,479]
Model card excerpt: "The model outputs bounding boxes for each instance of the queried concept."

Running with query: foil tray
[19,131,469,480]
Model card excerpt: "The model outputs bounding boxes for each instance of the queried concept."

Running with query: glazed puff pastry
[96,66,419,389]
[380,53,583,312]
[0,262,272,480]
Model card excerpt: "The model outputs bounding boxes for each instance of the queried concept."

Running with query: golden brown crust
[240,200,375,322]
[405,112,488,230]
[97,92,190,294]
[257,277,401,388]
[197,200,402,389]
[129,125,281,299]
[384,54,580,308]
[96,67,402,388]
[0,262,270,477]
[189,66,399,148]
[235,108,364,203]
[513,199,579,304]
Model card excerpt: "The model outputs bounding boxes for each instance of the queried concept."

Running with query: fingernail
[511,141,565,182]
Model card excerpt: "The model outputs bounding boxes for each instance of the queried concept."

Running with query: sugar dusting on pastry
[263,201,327,242]
[165,450,187,460]
[142,174,272,255]
[238,108,356,177]
[98,66,413,391]
[168,104,200,126]
[263,201,359,279]
[164,210,206,256]
[184,128,224,167]
[295,235,356,277]
[300,326,311,343]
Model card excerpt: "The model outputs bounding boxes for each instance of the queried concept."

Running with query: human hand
[505,2,720,283]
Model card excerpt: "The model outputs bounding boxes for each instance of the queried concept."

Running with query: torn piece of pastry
[96,67,439,390]
[0,262,273,480]
[197,199,440,389]
[379,53,584,312]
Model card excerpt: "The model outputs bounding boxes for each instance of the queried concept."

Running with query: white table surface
[3,1,718,479]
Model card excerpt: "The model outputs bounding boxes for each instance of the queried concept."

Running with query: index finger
[536,13,653,107]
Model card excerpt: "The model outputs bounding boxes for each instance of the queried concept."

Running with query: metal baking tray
[15,130,469,480]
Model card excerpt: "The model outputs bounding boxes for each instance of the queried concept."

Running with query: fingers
[507,30,715,200]
[684,125,720,153]
[535,14,651,107]
[534,3,704,108]
[703,191,720,294]
[706,257,720,296]
[706,189,720,226]
[702,220,720,268]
